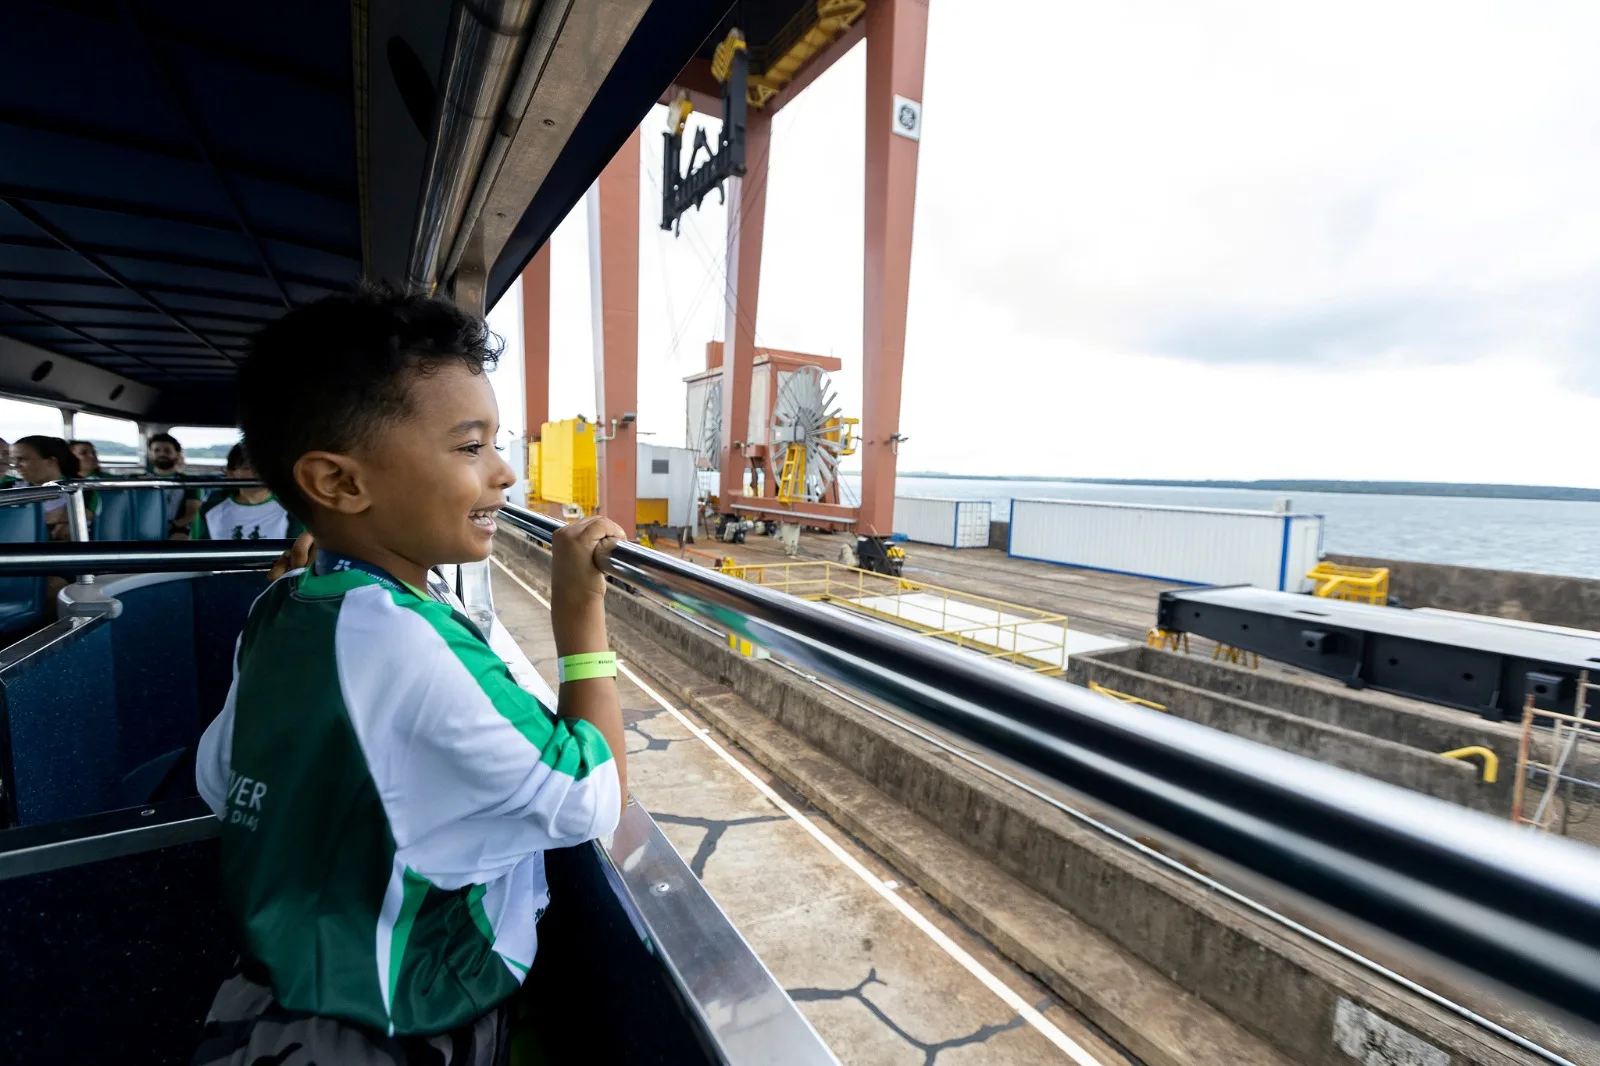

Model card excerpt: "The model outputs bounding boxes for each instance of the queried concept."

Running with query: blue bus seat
[0,802,729,1065]
[1,572,267,827]
[0,504,47,638]
[94,488,170,541]
[0,804,232,1064]
[118,747,190,808]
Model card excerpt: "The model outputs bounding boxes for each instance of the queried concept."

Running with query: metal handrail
[0,540,290,576]
[0,479,266,506]
[493,503,1600,1025]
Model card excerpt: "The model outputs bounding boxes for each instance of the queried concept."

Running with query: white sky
[489,0,1600,488]
[9,1,1600,485]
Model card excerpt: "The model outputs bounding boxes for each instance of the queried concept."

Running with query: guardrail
[721,559,1073,673]
[493,503,1600,1026]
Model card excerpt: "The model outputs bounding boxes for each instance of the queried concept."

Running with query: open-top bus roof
[0,0,740,424]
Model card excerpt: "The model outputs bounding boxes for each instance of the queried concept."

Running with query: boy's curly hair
[237,284,501,519]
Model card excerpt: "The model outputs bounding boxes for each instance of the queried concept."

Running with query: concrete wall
[1327,553,1600,630]
[494,529,1543,1066]
[1067,649,1506,812]
[988,519,1008,551]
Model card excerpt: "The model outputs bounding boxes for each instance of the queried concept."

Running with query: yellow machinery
[743,1,866,108]
[528,418,597,513]
[777,414,857,504]
[526,420,692,532]
[1306,561,1390,605]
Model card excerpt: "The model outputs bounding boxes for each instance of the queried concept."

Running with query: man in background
[146,432,200,537]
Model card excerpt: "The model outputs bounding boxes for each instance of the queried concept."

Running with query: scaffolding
[1513,671,1600,839]
[716,559,1074,674]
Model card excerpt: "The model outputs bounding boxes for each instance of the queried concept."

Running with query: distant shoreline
[886,473,1600,504]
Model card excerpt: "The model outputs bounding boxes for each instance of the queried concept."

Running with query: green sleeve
[286,513,307,539]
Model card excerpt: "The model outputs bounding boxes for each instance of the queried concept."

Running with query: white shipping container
[894,497,993,548]
[1008,499,1324,591]
[636,444,700,528]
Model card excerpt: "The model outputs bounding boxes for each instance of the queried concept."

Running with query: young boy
[191,442,305,541]
[193,286,627,1065]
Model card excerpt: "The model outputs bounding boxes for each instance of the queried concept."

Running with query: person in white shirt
[12,435,79,541]
[191,444,304,542]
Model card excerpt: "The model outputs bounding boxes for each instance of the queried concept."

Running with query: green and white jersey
[196,565,620,1035]
[190,492,303,541]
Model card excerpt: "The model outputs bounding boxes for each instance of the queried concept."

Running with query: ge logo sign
[891,95,921,142]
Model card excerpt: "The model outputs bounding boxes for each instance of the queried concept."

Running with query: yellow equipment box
[537,418,598,511]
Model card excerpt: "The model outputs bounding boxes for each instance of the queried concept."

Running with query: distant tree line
[84,439,235,459]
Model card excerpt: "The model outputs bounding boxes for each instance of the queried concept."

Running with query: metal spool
[772,366,845,501]
[698,379,722,471]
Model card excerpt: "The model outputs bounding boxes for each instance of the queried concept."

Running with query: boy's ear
[294,452,370,515]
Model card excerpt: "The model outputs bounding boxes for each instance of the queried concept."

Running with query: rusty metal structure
[520,0,927,564]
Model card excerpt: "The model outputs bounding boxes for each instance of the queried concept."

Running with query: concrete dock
[493,530,1598,1066]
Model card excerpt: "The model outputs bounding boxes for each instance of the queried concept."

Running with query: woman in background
[13,435,80,541]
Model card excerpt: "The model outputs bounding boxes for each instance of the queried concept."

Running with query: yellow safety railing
[1088,681,1168,712]
[1440,746,1499,783]
[722,560,1073,674]
[1307,561,1390,605]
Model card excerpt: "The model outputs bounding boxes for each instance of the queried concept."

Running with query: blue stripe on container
[1277,515,1292,591]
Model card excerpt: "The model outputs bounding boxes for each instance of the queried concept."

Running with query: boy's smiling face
[371,363,515,568]
[314,362,516,584]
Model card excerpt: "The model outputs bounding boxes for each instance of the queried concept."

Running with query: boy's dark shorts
[190,969,509,1066]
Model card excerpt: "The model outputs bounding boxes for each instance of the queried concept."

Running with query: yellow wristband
[558,651,617,683]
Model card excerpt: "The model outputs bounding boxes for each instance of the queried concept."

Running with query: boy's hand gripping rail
[497,504,1600,1027]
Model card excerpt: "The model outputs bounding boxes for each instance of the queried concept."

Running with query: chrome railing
[0,479,276,567]
[492,503,1600,1027]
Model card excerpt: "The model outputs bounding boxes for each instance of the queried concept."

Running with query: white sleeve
[335,587,622,890]
[195,655,237,817]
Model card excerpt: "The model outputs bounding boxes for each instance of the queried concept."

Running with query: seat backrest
[0,803,232,1064]
[0,504,46,637]
[94,489,170,541]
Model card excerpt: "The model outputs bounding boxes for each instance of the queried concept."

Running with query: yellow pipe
[1440,745,1499,783]
[1089,682,1168,712]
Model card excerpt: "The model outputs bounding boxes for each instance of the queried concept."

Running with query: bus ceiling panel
[484,0,737,305]
[159,41,357,204]
[0,189,361,265]
[96,260,285,305]
[0,125,235,222]
[0,3,183,140]
[0,334,160,417]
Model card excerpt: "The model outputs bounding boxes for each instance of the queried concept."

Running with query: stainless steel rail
[495,503,1600,1026]
[0,479,266,505]
[0,540,290,576]
[406,0,540,290]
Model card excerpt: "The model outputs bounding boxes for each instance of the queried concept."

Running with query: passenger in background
[146,431,201,538]
[0,437,13,486]
[12,435,79,541]
[69,440,107,478]
[69,440,109,516]
[191,444,303,541]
